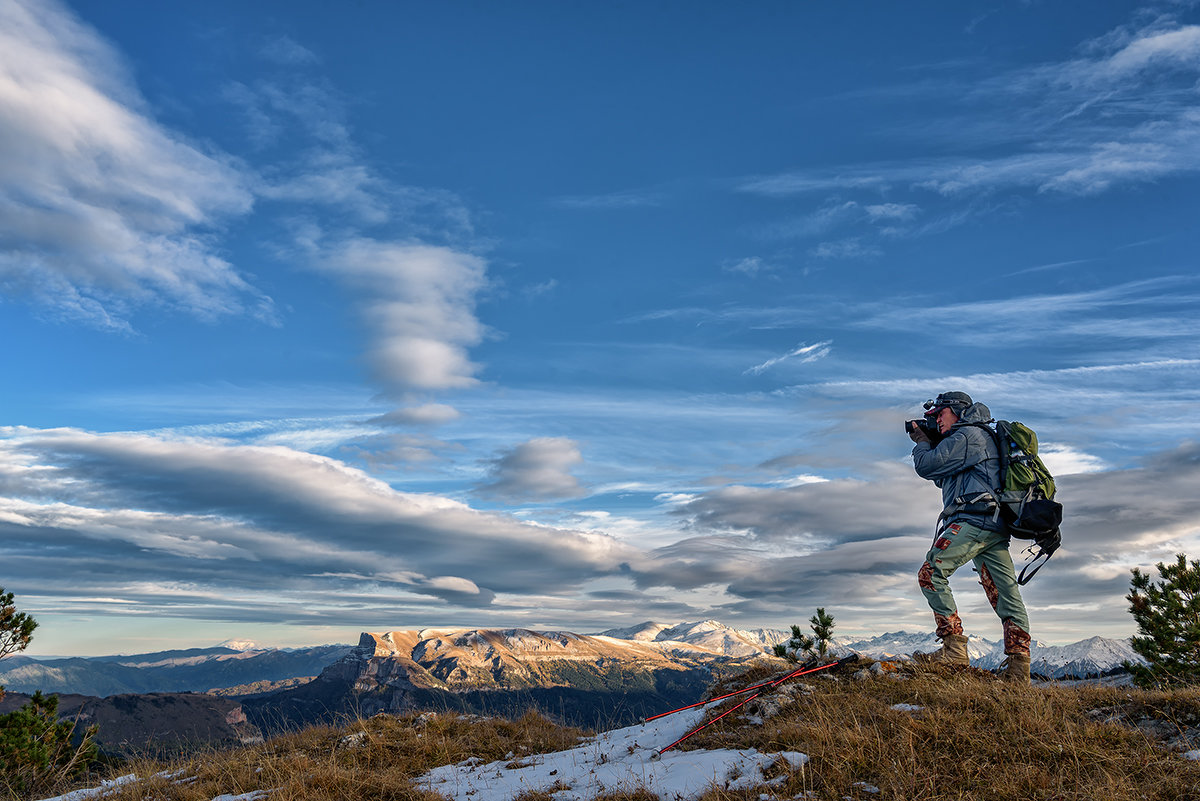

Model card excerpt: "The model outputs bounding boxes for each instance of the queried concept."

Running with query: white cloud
[0,0,266,327]
[319,239,489,394]
[809,239,883,260]
[477,437,588,501]
[864,203,920,222]
[0,427,631,612]
[856,276,1200,346]
[368,404,462,427]
[746,341,833,375]
[770,474,830,488]
[738,172,887,197]
[1039,444,1108,477]
[553,189,664,209]
[221,68,488,402]
[723,256,770,276]
[738,16,1200,242]
[522,279,558,300]
[3,423,1196,641]
[1053,22,1200,86]
[259,35,320,67]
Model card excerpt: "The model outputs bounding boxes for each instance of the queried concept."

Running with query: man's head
[924,391,972,434]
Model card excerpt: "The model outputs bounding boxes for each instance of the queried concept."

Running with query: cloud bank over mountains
[3,424,1197,646]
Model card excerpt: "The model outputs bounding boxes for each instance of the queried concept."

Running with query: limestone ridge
[244,627,736,731]
[321,627,746,694]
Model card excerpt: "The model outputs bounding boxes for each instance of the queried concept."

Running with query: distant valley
[0,643,356,697]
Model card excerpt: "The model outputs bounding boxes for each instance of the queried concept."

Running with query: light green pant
[917,521,1031,655]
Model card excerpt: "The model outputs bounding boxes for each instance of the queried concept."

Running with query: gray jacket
[911,402,1004,533]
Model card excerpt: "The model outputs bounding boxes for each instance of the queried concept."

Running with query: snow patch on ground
[40,706,808,801]
[36,775,139,801]
[417,704,808,801]
[890,703,924,712]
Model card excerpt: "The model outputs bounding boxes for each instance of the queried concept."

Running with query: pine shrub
[1127,553,1200,687]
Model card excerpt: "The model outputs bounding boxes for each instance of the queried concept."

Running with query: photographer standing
[908,391,1031,683]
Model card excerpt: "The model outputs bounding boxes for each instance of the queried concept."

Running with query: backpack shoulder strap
[962,419,1009,489]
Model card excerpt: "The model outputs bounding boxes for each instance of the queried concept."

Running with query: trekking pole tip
[648,749,661,761]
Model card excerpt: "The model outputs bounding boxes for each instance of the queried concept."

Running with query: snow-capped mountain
[838,630,1000,662]
[596,622,1142,678]
[974,635,1145,677]
[593,619,790,658]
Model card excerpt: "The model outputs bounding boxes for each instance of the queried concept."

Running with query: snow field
[418,703,808,801]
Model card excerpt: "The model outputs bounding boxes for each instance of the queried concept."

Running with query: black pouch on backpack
[1004,496,1063,538]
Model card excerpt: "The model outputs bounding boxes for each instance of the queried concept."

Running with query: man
[908,391,1032,683]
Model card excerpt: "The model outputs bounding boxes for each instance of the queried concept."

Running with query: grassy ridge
[16,661,1200,801]
[689,662,1200,800]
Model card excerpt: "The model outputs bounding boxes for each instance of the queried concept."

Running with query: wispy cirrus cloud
[628,276,1200,368]
[722,256,773,277]
[220,41,489,421]
[737,16,1200,252]
[0,0,268,329]
[258,34,320,67]
[552,189,665,209]
[745,340,833,375]
[864,202,920,222]
[809,239,882,261]
[854,276,1200,346]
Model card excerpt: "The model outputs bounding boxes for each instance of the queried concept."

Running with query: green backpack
[990,420,1063,582]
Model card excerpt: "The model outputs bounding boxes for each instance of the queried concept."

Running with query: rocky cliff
[243,627,755,732]
[323,628,723,691]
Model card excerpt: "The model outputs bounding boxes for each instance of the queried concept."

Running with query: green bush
[1126,553,1200,687]
[773,607,836,662]
[1,585,101,799]
[0,692,99,798]
[0,588,37,665]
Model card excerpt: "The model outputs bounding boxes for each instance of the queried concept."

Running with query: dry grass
[38,711,584,801]
[26,663,1200,801]
[684,662,1200,801]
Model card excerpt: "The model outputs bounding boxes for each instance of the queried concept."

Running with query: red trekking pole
[650,654,855,758]
[644,656,849,723]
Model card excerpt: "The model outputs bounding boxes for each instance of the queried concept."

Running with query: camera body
[905,418,944,445]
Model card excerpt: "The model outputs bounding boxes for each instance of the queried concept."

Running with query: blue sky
[2,0,1199,656]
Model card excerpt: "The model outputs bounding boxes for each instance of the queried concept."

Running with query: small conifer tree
[0,692,99,797]
[0,587,37,668]
[0,586,99,796]
[774,608,836,662]
[1125,553,1200,687]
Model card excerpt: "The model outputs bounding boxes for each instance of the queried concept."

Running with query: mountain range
[0,643,355,697]
[0,620,1144,756]
[0,620,1143,699]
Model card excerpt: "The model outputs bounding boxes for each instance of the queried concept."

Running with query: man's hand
[908,425,930,444]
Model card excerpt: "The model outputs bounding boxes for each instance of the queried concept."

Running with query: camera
[905,418,944,445]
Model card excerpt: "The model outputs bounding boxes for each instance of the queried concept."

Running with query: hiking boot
[912,633,969,667]
[999,654,1031,684]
